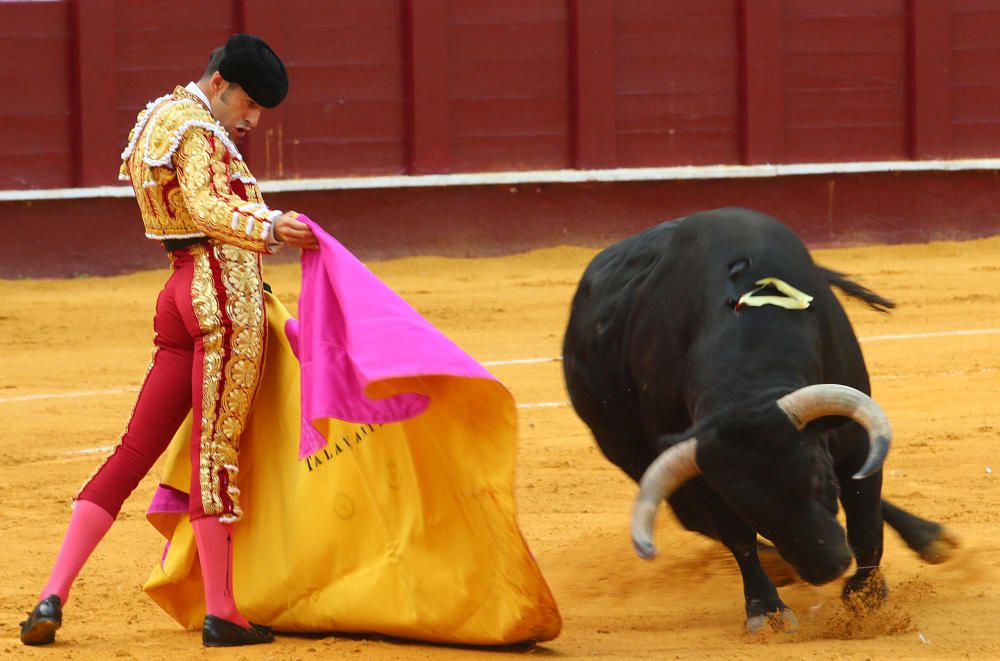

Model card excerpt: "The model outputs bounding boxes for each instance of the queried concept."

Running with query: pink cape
[142,218,562,644]
[289,215,496,458]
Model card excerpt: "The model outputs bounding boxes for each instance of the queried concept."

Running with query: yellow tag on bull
[737,277,814,311]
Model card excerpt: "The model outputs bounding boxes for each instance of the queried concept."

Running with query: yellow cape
[144,293,561,644]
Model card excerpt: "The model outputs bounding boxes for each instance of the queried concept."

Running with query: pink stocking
[191,517,250,628]
[40,500,115,604]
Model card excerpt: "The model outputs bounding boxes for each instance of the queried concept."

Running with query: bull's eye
[728,258,751,279]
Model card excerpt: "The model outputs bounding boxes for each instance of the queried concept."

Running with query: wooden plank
[281,0,399,25]
[952,50,1000,86]
[616,20,739,58]
[451,22,569,61]
[451,134,570,171]
[617,131,740,167]
[1,73,72,115]
[785,54,905,90]
[451,59,569,98]
[404,0,450,174]
[785,89,907,127]
[942,11,1000,50]
[0,153,73,189]
[452,98,568,136]
[0,116,70,153]
[952,86,1000,120]
[784,0,901,18]
[0,36,66,74]
[449,0,565,24]
[616,56,738,94]
[616,0,737,21]
[907,0,952,158]
[71,0,118,187]
[617,93,739,133]
[953,124,1000,157]
[784,16,906,54]
[284,101,405,141]
[739,0,784,164]
[0,1,70,36]
[280,24,402,64]
[785,126,907,162]
[240,0,288,176]
[569,0,616,168]
[280,141,405,178]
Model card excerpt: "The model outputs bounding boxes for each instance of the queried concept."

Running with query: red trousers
[78,243,265,521]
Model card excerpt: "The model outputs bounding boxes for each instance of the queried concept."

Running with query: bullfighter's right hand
[274,211,320,250]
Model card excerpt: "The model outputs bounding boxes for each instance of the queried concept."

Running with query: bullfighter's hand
[274,211,320,250]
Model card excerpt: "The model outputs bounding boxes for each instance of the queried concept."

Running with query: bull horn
[776,383,891,480]
[631,438,700,560]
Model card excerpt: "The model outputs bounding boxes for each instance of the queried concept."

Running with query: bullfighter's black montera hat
[218,34,288,108]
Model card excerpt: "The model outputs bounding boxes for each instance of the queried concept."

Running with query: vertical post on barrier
[907,0,951,159]
[404,0,450,174]
[240,0,287,178]
[70,0,117,187]
[568,0,616,169]
[738,0,784,164]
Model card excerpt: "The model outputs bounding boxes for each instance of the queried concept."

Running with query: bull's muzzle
[629,383,892,560]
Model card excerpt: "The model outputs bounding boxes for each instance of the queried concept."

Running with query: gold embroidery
[174,129,274,252]
[190,244,226,516]
[121,86,273,251]
[75,346,160,501]
[207,243,265,521]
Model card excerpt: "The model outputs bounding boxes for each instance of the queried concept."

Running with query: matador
[19,34,318,648]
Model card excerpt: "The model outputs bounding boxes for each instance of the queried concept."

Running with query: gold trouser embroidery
[210,243,265,522]
[75,346,160,501]
[190,244,226,516]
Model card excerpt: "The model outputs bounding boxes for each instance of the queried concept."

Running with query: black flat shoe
[19,595,62,646]
[202,614,275,647]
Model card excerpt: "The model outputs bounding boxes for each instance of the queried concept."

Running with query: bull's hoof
[842,570,888,612]
[917,528,959,564]
[746,608,799,635]
[757,541,798,587]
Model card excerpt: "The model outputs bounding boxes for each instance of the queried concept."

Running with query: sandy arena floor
[1,235,999,659]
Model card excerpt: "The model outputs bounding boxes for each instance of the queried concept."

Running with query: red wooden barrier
[0,1,73,188]
[569,0,616,168]
[404,0,450,173]
[1,0,1000,191]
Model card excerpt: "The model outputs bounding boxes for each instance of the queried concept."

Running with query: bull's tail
[820,267,895,312]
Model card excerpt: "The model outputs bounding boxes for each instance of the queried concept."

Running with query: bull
[563,208,956,632]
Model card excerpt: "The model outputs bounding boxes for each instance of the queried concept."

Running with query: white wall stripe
[482,357,560,366]
[0,388,132,403]
[65,446,116,456]
[859,328,1000,342]
[516,401,570,410]
[6,158,1000,201]
[7,327,997,407]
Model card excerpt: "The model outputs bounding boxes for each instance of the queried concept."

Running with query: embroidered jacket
[119,86,279,253]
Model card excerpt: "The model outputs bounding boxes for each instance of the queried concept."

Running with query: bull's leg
[882,499,959,563]
[836,463,888,610]
[670,482,797,633]
[725,534,799,633]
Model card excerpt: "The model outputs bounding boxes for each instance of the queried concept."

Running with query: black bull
[563,208,957,632]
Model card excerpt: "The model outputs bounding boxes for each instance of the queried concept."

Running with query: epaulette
[120,90,243,178]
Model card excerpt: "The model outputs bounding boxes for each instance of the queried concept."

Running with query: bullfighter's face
[206,71,262,141]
